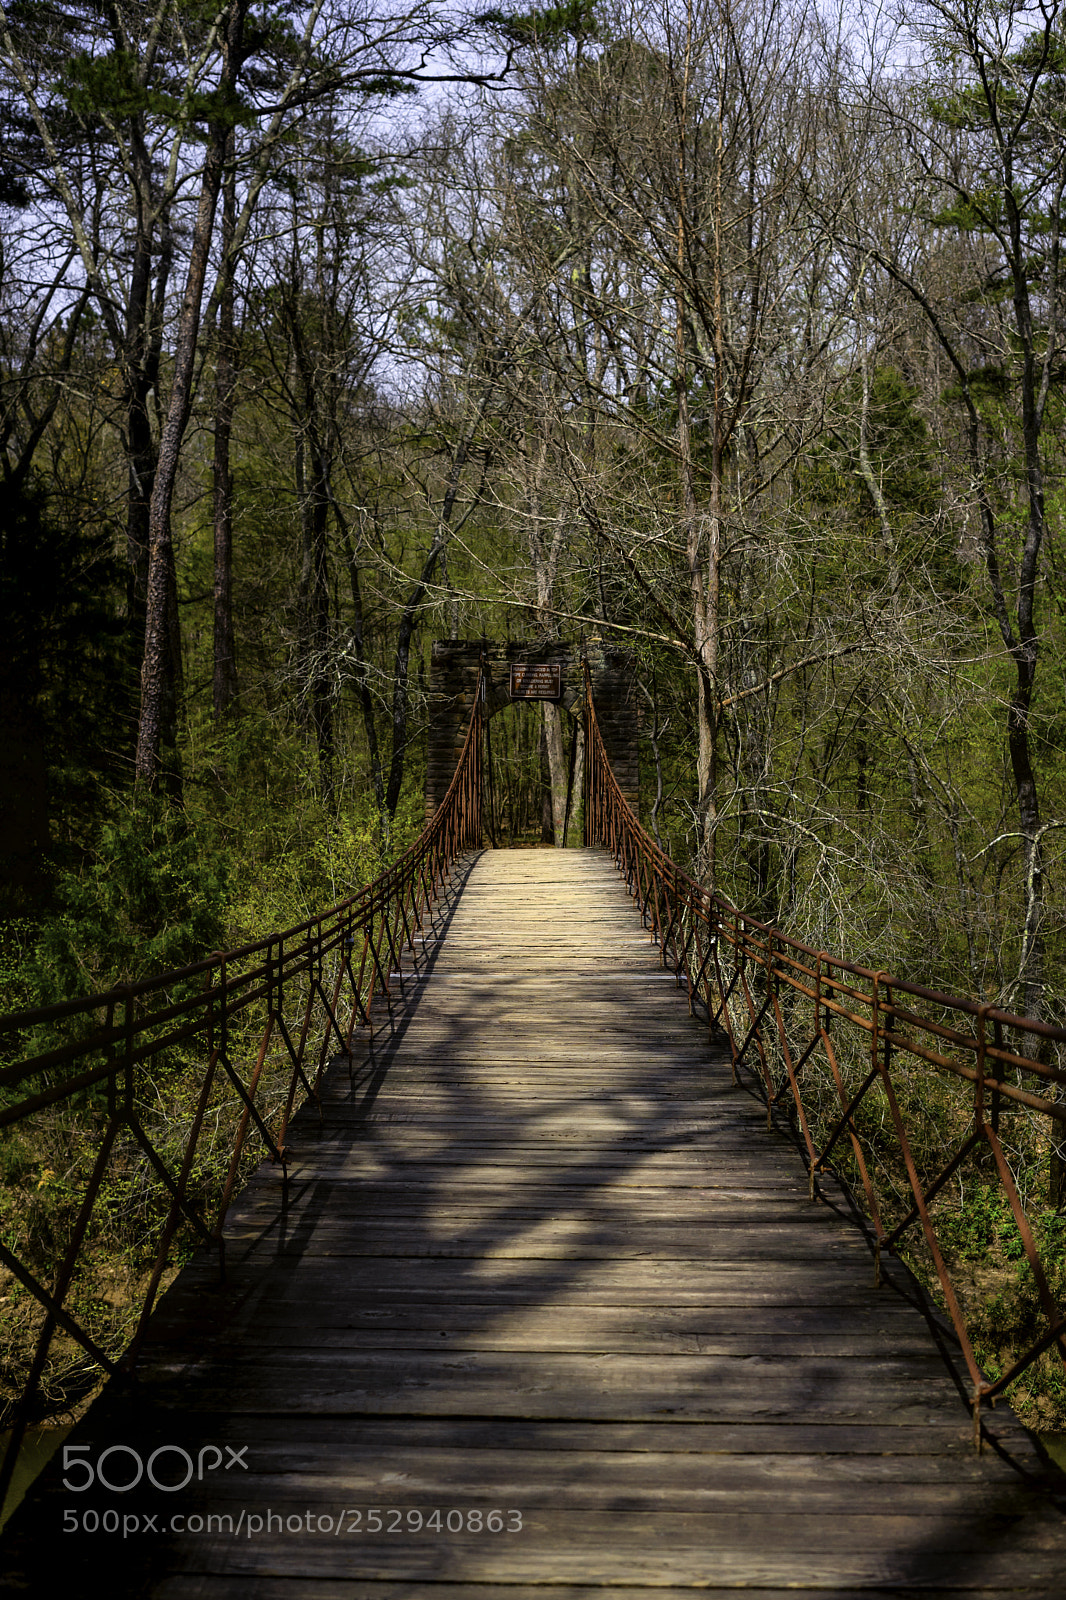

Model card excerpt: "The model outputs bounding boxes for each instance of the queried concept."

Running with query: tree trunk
[335,504,384,810]
[124,123,170,617]
[1007,215,1047,1025]
[308,490,334,809]
[384,534,445,817]
[213,134,240,720]
[539,717,554,843]
[542,700,569,844]
[295,429,334,807]
[383,396,487,817]
[136,2,248,791]
[681,367,720,886]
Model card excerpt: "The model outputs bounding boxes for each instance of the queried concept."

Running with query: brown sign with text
[509,663,562,701]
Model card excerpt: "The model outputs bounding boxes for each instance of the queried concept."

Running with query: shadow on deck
[3,849,1065,1598]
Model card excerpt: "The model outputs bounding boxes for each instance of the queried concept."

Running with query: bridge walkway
[5,848,1066,1596]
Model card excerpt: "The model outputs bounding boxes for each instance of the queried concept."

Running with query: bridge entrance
[425,638,639,842]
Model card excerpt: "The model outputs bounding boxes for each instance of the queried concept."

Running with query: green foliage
[0,920,38,1017]
[221,760,425,946]
[799,366,941,538]
[28,798,229,1004]
[935,1182,1062,1263]
[949,1197,1066,1430]
[62,49,168,123]
[477,0,599,47]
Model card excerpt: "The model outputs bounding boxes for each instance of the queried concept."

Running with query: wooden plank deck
[4,847,1066,1597]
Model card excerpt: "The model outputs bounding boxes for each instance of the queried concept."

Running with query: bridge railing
[0,678,483,1506]
[584,672,1066,1446]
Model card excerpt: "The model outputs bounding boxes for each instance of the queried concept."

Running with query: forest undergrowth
[758,1020,1066,1432]
[0,716,427,1429]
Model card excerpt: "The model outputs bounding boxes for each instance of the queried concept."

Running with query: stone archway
[425,637,639,829]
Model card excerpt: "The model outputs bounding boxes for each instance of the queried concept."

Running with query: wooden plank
[129,1356,975,1424]
[149,1585,1066,1600]
[141,1317,945,1359]
[30,1513,1066,1591]
[27,1429,1019,1483]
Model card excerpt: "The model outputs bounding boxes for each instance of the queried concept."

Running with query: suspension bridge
[1,663,1065,1596]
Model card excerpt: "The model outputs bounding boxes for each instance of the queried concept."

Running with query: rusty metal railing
[584,669,1066,1448]
[0,676,483,1506]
